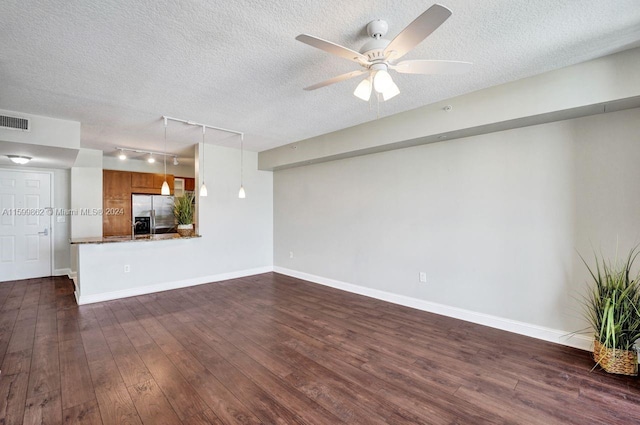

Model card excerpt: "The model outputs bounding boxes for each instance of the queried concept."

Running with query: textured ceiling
[1,0,639,160]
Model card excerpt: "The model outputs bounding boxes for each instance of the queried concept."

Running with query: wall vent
[0,115,30,131]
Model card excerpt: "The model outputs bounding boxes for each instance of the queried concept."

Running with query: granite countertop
[70,233,201,244]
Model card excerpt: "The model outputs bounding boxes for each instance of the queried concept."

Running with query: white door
[0,170,52,281]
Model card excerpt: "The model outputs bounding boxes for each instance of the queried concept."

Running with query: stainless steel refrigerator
[132,195,175,235]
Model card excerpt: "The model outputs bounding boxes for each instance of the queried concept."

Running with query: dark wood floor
[1,273,639,424]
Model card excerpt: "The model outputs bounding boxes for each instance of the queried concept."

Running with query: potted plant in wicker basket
[173,192,194,237]
[581,248,640,376]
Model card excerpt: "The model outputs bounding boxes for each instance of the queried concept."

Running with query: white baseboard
[53,268,72,277]
[273,266,592,352]
[77,266,274,305]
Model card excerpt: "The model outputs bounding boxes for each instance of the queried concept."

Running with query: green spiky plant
[173,192,194,225]
[581,248,640,352]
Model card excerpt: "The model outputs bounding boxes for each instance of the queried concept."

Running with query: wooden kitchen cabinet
[131,172,154,189]
[104,170,131,200]
[175,177,195,194]
[131,172,174,194]
[103,170,132,236]
[102,170,175,236]
[103,199,131,236]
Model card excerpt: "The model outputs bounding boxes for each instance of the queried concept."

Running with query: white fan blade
[392,60,473,75]
[304,70,368,91]
[296,34,370,64]
[383,4,452,61]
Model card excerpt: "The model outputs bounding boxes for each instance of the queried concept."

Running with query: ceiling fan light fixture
[147,154,155,163]
[296,5,470,102]
[7,155,32,165]
[382,81,400,101]
[353,77,372,101]
[118,150,127,160]
[373,69,394,93]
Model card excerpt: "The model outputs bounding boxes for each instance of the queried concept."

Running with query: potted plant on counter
[174,192,194,237]
[581,247,640,375]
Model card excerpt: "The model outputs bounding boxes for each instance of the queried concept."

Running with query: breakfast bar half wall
[71,235,272,304]
[70,145,274,304]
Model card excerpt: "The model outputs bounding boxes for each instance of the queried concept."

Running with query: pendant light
[200,126,208,197]
[118,149,126,160]
[238,134,246,199]
[160,117,170,195]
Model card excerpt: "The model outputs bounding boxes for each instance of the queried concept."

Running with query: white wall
[77,146,273,302]
[70,149,103,239]
[0,108,81,149]
[274,108,640,346]
[53,168,70,272]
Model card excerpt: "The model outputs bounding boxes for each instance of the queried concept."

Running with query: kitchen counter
[70,233,201,244]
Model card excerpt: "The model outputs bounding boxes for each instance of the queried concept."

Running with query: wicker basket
[176,226,193,237]
[593,339,638,376]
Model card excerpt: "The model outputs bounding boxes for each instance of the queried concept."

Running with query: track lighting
[158,116,246,200]
[116,148,176,163]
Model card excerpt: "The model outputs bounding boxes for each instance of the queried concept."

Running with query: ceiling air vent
[0,114,30,131]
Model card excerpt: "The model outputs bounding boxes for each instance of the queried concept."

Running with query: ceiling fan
[296,4,472,101]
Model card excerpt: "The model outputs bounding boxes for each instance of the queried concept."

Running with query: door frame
[0,167,55,278]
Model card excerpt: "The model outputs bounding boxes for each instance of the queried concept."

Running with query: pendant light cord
[163,118,167,179]
[240,134,244,186]
[202,126,206,183]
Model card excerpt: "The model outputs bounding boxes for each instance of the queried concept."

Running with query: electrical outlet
[289,251,294,259]
[124,265,131,273]
[419,272,427,283]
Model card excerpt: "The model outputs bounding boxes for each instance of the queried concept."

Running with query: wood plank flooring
[1,273,639,424]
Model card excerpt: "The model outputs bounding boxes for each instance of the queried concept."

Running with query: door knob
[38,228,49,236]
